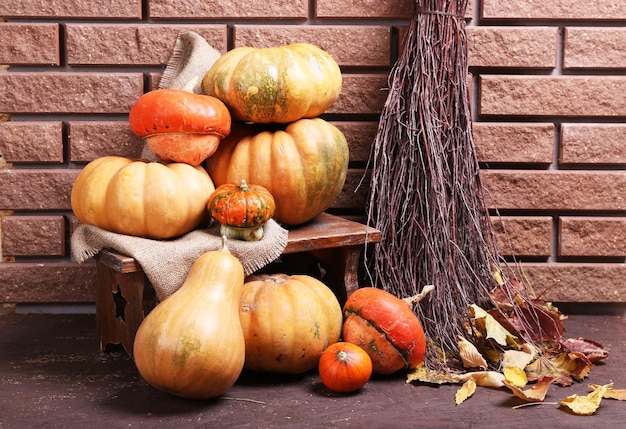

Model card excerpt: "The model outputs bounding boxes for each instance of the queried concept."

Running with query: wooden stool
[95,213,381,356]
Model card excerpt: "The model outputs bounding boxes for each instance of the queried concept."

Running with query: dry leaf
[504,376,554,403]
[589,384,626,400]
[457,336,488,370]
[406,363,464,385]
[458,371,505,388]
[469,304,517,347]
[503,366,527,387]
[561,338,610,363]
[502,349,534,370]
[560,383,612,415]
[455,379,476,405]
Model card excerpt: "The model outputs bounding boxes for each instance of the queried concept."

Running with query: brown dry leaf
[504,376,554,403]
[525,352,593,387]
[503,366,527,388]
[455,379,477,405]
[562,338,610,363]
[457,335,488,370]
[552,352,594,382]
[560,382,612,415]
[589,384,626,400]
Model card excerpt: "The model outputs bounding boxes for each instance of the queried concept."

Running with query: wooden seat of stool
[95,212,381,356]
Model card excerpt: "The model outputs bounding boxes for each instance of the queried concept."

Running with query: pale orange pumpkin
[205,118,349,226]
[239,274,343,374]
[70,156,215,239]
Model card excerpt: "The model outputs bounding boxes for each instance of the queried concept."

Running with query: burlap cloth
[71,31,289,302]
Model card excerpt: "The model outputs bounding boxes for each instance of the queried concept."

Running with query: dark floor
[1,311,625,429]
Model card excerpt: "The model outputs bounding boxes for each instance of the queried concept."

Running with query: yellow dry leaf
[559,382,612,415]
[469,304,517,347]
[503,366,527,388]
[458,371,505,388]
[457,335,488,370]
[589,384,626,400]
[504,376,554,403]
[406,362,464,385]
[455,379,477,405]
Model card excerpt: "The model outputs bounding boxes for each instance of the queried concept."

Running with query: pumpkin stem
[220,234,230,253]
[403,284,435,306]
[239,179,249,191]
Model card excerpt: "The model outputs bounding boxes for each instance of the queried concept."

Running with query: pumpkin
[132,239,246,400]
[201,42,342,123]
[71,156,215,239]
[239,274,343,374]
[205,118,349,226]
[342,287,427,375]
[128,88,232,166]
[207,179,276,241]
[318,342,373,393]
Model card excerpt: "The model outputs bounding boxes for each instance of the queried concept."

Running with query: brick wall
[1,0,625,309]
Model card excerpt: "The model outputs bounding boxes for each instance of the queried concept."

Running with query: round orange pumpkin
[318,342,373,393]
[239,274,343,374]
[342,287,427,375]
[207,179,276,241]
[71,156,215,239]
[205,118,349,226]
[202,42,342,123]
[128,88,232,166]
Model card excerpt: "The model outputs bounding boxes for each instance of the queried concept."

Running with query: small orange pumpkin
[318,342,373,393]
[129,88,232,166]
[207,179,276,241]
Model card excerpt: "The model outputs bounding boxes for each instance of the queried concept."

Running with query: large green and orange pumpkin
[201,42,342,124]
[205,118,349,226]
[71,156,215,239]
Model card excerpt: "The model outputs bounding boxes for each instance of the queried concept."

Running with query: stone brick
[329,74,389,116]
[0,23,60,65]
[564,27,626,69]
[0,262,96,303]
[0,169,78,210]
[0,122,63,164]
[66,24,227,66]
[0,73,144,114]
[467,26,559,68]
[473,122,554,164]
[233,25,391,67]
[315,0,412,18]
[1,216,65,257]
[332,121,378,163]
[69,121,144,162]
[480,170,626,211]
[560,124,626,164]
[483,0,626,20]
[468,26,557,68]
[148,0,307,19]
[0,0,141,18]
[479,75,626,117]
[519,262,626,303]
[316,0,474,18]
[492,216,552,257]
[559,217,626,257]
